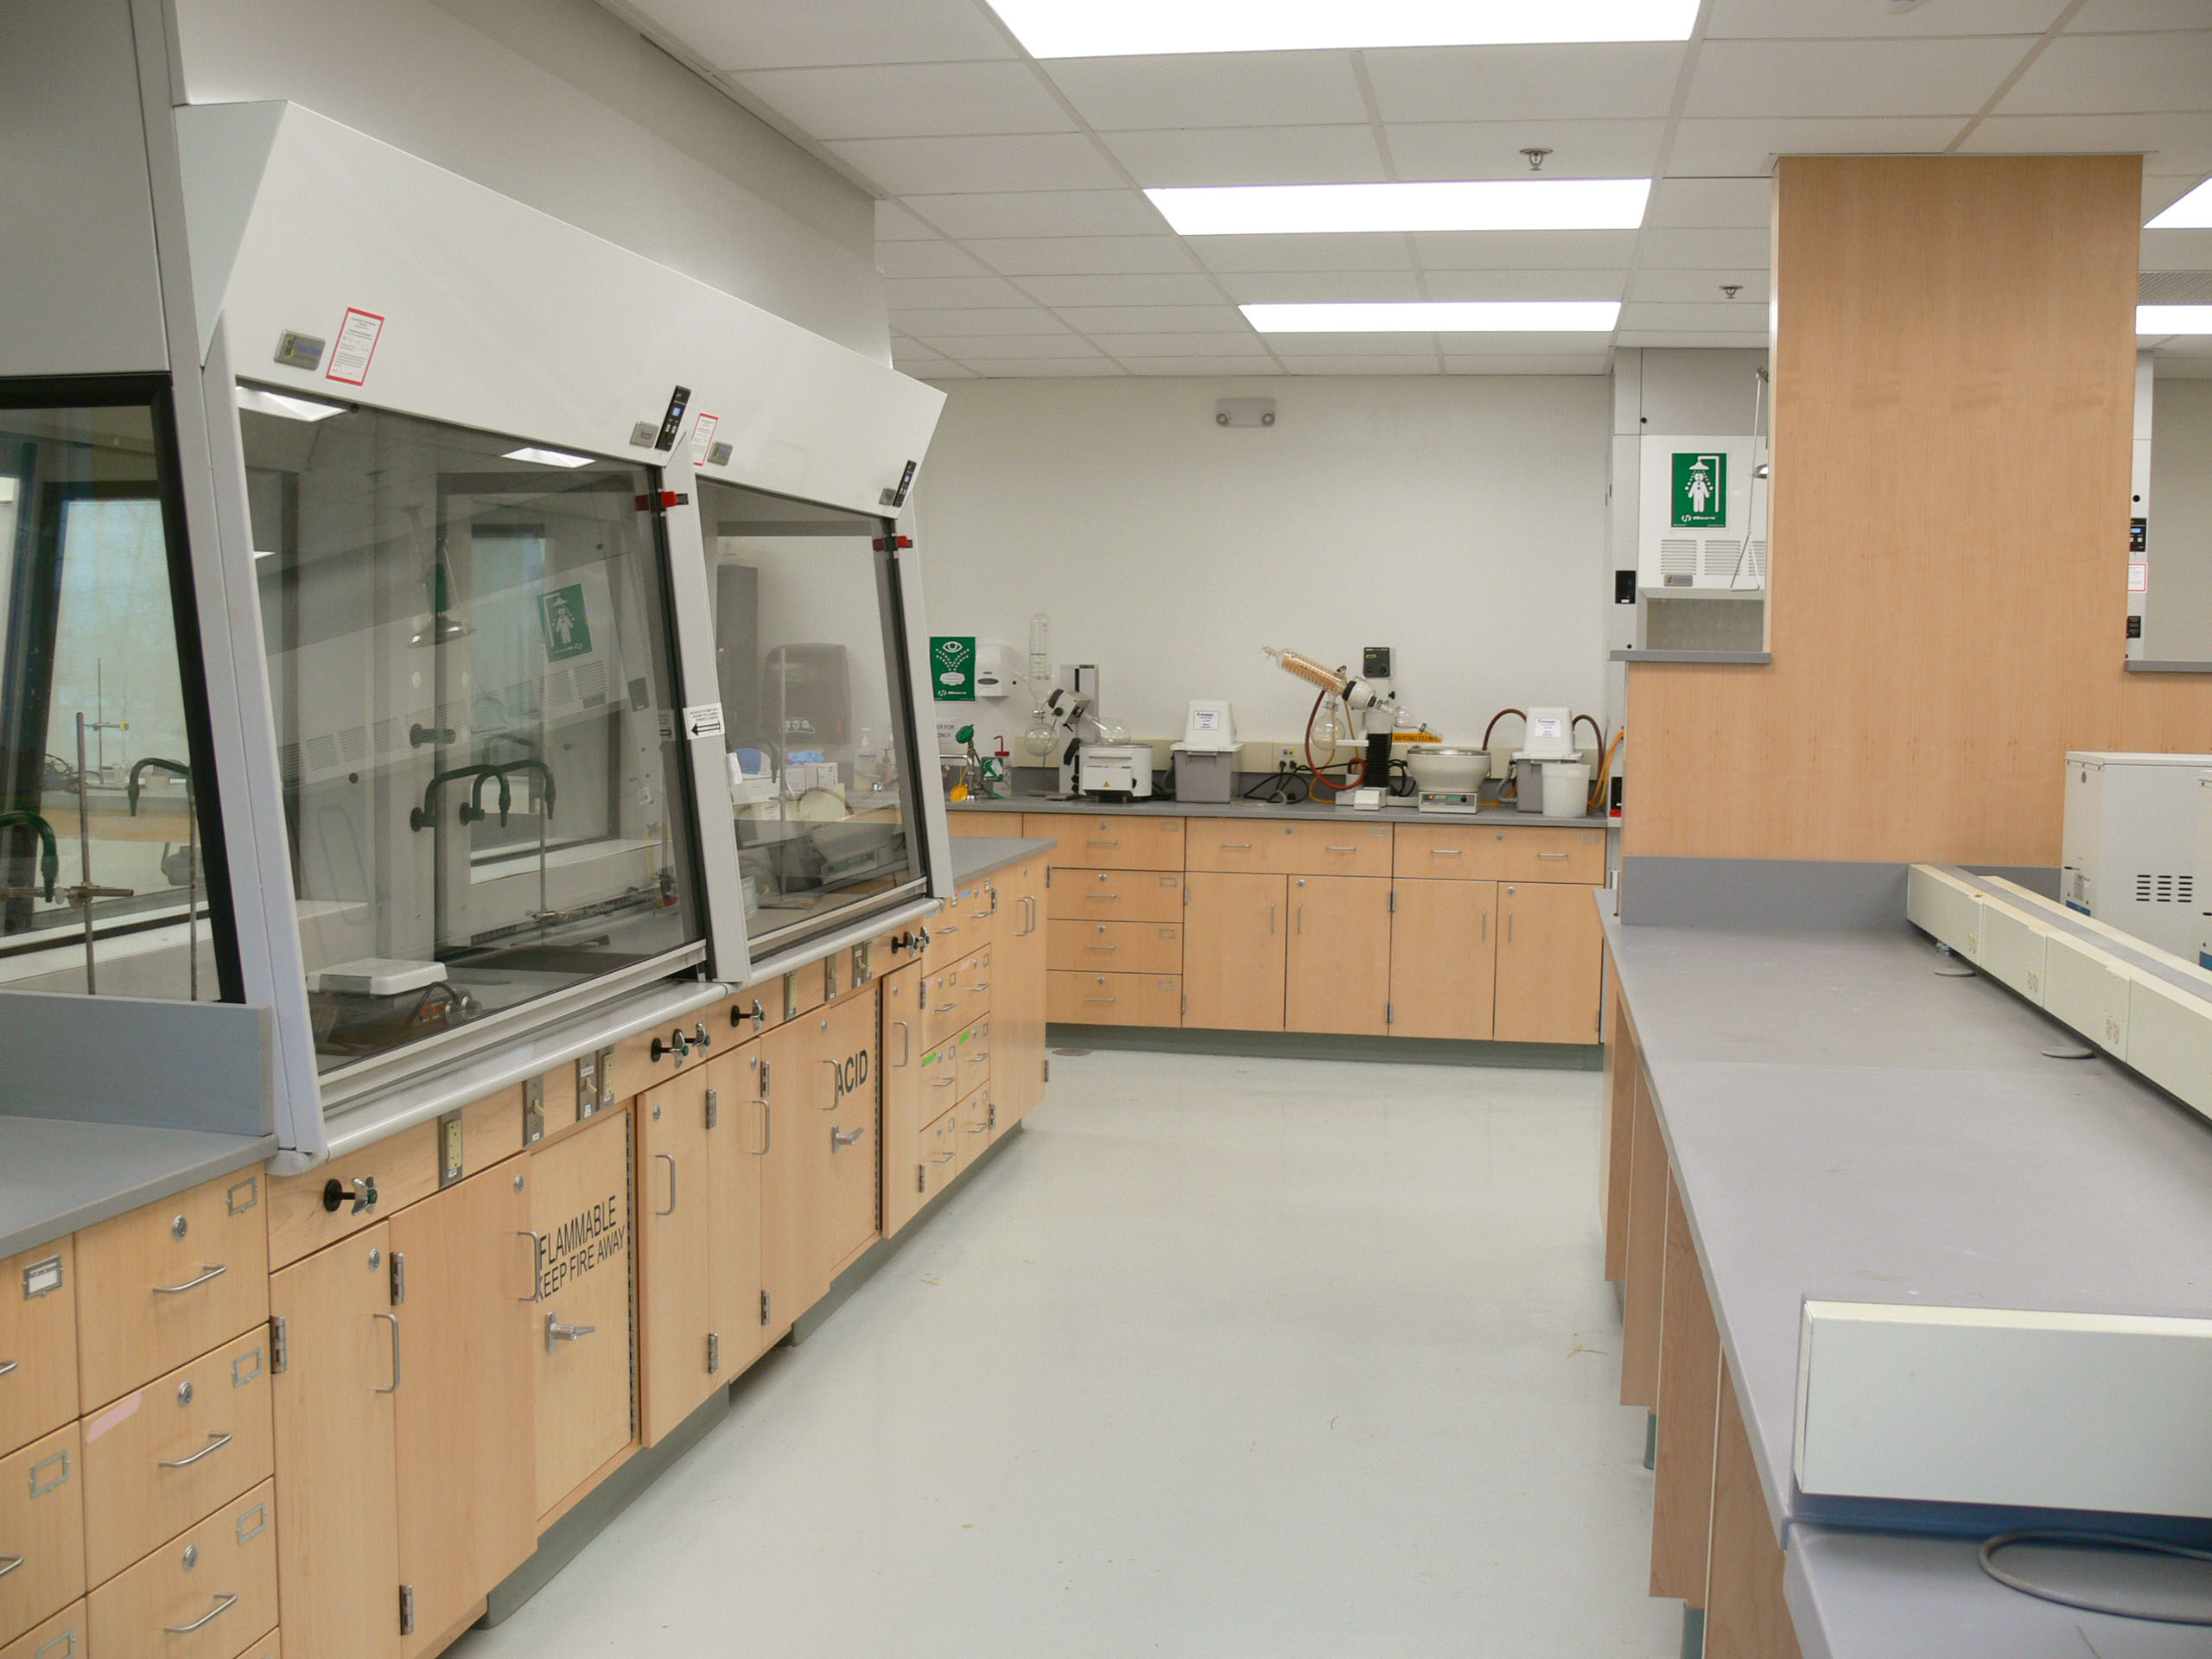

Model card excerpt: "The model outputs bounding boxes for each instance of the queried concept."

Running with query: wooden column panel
[1601,957,1638,1283]
[1705,1362,1802,1659]
[1619,1074,1667,1408]
[1650,1179,1722,1606]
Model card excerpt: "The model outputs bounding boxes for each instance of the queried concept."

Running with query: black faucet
[486,760,556,824]
[0,809,60,901]
[126,757,190,814]
[410,765,500,831]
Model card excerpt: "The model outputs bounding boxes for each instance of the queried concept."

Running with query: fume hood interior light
[2146,179,2212,230]
[234,385,346,423]
[988,0,1700,56]
[2139,305,2212,335]
[502,446,595,468]
[1243,300,1622,333]
[1148,180,1650,237]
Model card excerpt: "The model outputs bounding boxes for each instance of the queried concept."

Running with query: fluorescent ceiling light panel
[2139,305,2212,335]
[1244,301,1621,333]
[234,385,346,423]
[1149,180,1649,236]
[2146,179,2212,230]
[989,0,1698,55]
[502,446,595,468]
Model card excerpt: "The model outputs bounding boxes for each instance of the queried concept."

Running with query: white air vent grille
[1700,538,1741,578]
[1745,540,1768,584]
[2136,872,2195,905]
[2140,271,2212,303]
[1660,538,1698,576]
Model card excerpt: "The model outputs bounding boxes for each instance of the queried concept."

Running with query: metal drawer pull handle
[933,1077,957,1089]
[1084,944,1118,951]
[374,1313,401,1393]
[1085,996,1116,1004]
[1219,842,1252,849]
[655,1153,677,1216]
[0,1359,16,1378]
[937,923,959,935]
[154,1263,227,1295]
[1429,848,1462,855]
[546,1314,596,1349]
[1537,851,1568,860]
[518,1232,543,1302]
[972,982,989,992]
[0,1554,22,1580]
[893,1019,912,1065]
[931,1152,957,1165]
[1325,845,1357,852]
[755,1100,772,1155]
[159,1432,233,1470]
[831,1125,866,1149]
[1088,838,1119,846]
[936,1001,958,1013]
[164,1593,237,1636]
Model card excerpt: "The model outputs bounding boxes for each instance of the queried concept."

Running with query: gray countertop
[946,835,1058,880]
[0,1117,274,1260]
[950,796,1615,830]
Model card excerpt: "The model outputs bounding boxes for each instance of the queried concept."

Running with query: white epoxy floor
[450,1051,1678,1658]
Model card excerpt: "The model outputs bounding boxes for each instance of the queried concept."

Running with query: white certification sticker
[684,702,726,741]
[326,308,385,386]
[689,413,720,467]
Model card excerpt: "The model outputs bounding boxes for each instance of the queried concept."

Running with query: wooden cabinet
[530,1109,633,1520]
[709,1043,768,1373]
[757,1020,821,1346]
[1,1599,84,1659]
[74,1170,269,1412]
[820,992,882,1279]
[1393,822,1604,885]
[755,991,882,1338]
[1046,970,1181,1027]
[88,1478,276,1659]
[1281,821,1394,879]
[1025,813,1183,869]
[1185,818,1296,873]
[995,855,1049,1129]
[271,1227,398,1659]
[1389,880,1498,1040]
[1049,918,1182,976]
[1046,867,1184,924]
[0,1423,83,1647]
[391,1163,537,1656]
[1495,881,1605,1045]
[1,1239,76,1459]
[1183,873,1287,1032]
[637,1065,717,1446]
[268,1123,439,1271]
[1286,876,1391,1035]
[947,811,1005,836]
[880,964,931,1239]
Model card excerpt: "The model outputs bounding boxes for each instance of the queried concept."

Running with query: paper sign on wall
[325,308,385,386]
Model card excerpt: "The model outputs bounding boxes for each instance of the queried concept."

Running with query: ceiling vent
[2140,272,2212,303]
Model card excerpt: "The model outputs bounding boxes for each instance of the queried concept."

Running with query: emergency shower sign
[1672,452,1726,527]
[931,635,975,702]
[540,584,594,662]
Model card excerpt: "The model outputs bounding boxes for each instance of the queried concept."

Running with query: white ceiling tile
[883,276,1038,308]
[1017,272,1230,305]
[1364,43,1688,123]
[1637,228,1774,267]
[1420,268,1629,301]
[826,134,1123,194]
[1706,0,2069,37]
[2147,175,2211,219]
[1099,125,1389,188]
[1243,332,1439,354]
[630,0,1016,70]
[912,364,982,379]
[1687,40,2031,118]
[732,62,1076,141]
[969,359,1128,376]
[1186,233,1417,273]
[1998,33,2212,116]
[1667,117,1963,174]
[890,307,1073,335]
[1646,177,1773,228]
[1619,302,1773,331]
[1274,356,1441,373]
[1040,52,1369,130]
[875,200,944,240]
[912,334,1107,358]
[877,239,993,278]
[1413,230,1642,268]
[1433,332,1624,353]
[1961,113,2212,175]
[1220,271,1428,302]
[1618,328,1783,346]
[1092,333,1273,356]
[1385,120,1667,181]
[1628,267,1771,302]
[1110,358,1289,374]
[2071,0,2212,29]
[1052,305,1255,333]
[2152,356,2212,374]
[898,191,1166,238]
[1442,354,1611,373]
[2144,228,2212,268]
[961,237,1200,275]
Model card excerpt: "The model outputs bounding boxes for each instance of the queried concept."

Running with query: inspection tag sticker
[689,413,720,467]
[325,307,385,386]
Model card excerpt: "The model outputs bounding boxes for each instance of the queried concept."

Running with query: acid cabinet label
[830,1046,870,1105]
[539,1190,626,1299]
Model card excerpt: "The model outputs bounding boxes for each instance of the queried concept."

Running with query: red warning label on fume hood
[326,308,385,386]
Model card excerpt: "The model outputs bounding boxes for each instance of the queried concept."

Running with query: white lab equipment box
[1637,434,1766,592]
[2060,751,2212,959]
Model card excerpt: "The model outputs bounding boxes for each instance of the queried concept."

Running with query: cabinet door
[709,1043,766,1372]
[999,857,1049,1127]
[271,1226,399,1659]
[880,964,930,1239]
[820,990,881,1281]
[1,1238,76,1459]
[1389,880,1498,1040]
[1495,882,1605,1045]
[636,1067,716,1447]
[1182,873,1287,1032]
[1285,875,1392,1035]
[392,1163,536,1656]
[530,1110,633,1519]
[756,1020,824,1344]
[0,1423,82,1648]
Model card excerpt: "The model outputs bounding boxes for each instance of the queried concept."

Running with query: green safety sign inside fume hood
[931,635,976,702]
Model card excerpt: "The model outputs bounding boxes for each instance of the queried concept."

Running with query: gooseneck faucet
[0,809,60,902]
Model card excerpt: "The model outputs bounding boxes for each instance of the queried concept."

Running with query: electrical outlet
[1236,742,1305,772]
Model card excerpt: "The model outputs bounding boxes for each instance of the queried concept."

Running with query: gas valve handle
[322,1176,377,1216]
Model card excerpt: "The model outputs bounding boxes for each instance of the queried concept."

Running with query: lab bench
[1599,874,2212,1658]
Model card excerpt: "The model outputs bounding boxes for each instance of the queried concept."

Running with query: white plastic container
[1541,760,1591,819]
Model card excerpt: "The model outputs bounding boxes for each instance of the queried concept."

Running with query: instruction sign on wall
[931,635,976,702]
[540,583,593,661]
[1672,451,1727,527]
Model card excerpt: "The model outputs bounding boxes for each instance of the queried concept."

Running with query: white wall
[2146,377,2212,664]
[911,376,1613,760]
[168,0,891,360]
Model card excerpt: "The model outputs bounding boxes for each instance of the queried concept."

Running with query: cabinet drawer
[1046,868,1183,923]
[1282,821,1393,878]
[918,1035,964,1119]
[913,1110,960,1208]
[922,955,984,1050]
[269,1121,438,1270]
[80,1326,274,1588]
[1393,823,1605,884]
[0,1424,82,1646]
[928,880,1001,963]
[2,1241,76,1459]
[1025,814,1183,870]
[0,1599,83,1659]
[76,1174,271,1412]
[1185,818,1295,873]
[1050,918,1184,975]
[953,1017,992,1100]
[955,1086,995,1171]
[1048,971,1181,1027]
[88,1478,276,1659]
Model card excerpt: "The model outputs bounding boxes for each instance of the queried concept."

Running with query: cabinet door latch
[268,1314,288,1376]
[760,1289,772,1326]
[707,1332,721,1375]
[399,1584,416,1636]
[389,1251,406,1306]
